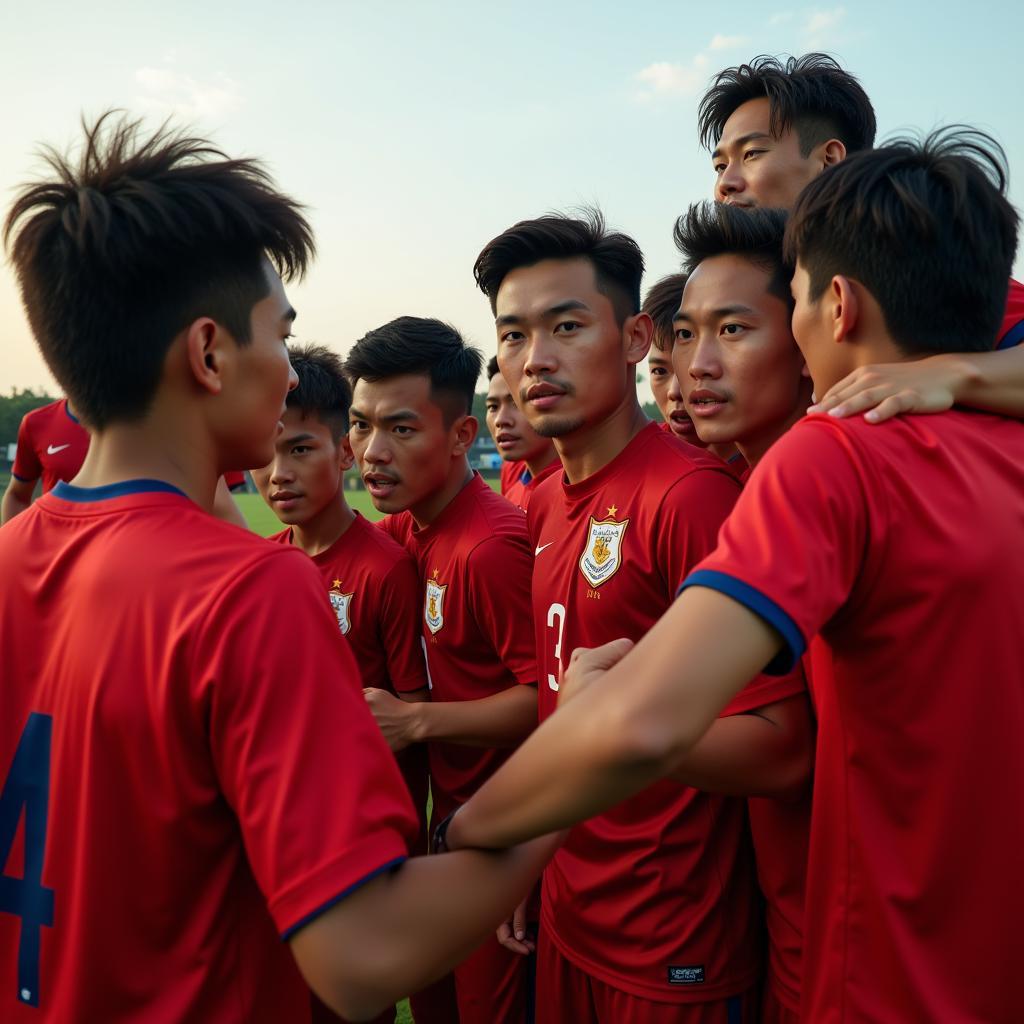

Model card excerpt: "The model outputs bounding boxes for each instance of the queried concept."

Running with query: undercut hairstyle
[286,344,352,440]
[674,203,792,307]
[344,316,482,423]
[487,355,501,380]
[3,112,314,430]
[785,127,1019,356]
[699,53,876,157]
[473,208,645,326]
[642,273,689,351]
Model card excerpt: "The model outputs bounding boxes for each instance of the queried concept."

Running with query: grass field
[235,487,386,536]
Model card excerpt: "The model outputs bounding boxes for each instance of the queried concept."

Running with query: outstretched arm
[809,346,1024,423]
[290,834,559,1021]
[1,475,36,524]
[447,587,782,852]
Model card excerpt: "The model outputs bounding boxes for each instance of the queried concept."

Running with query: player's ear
[338,433,355,472]
[623,311,654,366]
[815,137,847,171]
[185,317,229,396]
[451,413,478,457]
[829,275,859,346]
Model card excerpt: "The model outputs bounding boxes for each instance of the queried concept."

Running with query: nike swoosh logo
[47,444,70,455]
[535,542,554,556]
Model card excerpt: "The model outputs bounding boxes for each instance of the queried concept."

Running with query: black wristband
[431,808,458,854]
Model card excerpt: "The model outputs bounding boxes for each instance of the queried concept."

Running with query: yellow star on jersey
[606,505,618,518]
[332,578,342,590]
[432,568,440,580]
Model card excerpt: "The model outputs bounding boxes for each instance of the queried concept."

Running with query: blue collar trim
[64,401,80,424]
[52,479,187,502]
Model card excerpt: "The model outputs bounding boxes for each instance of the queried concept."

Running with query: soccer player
[448,129,1024,1022]
[700,51,1024,419]
[471,210,812,1023]
[485,355,559,508]
[1,396,248,528]
[345,317,539,1024]
[673,202,814,1023]
[0,114,553,1022]
[642,273,738,465]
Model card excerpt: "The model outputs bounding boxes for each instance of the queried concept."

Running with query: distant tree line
[1,388,57,445]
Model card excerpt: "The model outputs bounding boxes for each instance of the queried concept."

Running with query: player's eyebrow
[712,131,773,161]
[349,408,421,425]
[282,432,316,444]
[495,299,591,328]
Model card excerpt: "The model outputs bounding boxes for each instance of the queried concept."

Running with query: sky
[2,0,1023,398]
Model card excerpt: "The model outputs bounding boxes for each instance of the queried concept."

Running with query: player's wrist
[406,701,429,744]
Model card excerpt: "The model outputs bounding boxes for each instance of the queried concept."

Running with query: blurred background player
[473,209,810,1023]
[485,355,559,509]
[641,272,739,466]
[450,128,1024,1024]
[0,113,554,1023]
[700,51,1024,420]
[251,343,431,1024]
[673,202,815,1024]
[345,317,539,1024]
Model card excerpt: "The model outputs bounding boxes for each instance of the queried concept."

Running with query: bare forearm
[291,834,560,1021]
[950,347,1024,418]
[412,684,537,747]
[0,487,32,525]
[449,588,783,851]
[667,696,814,798]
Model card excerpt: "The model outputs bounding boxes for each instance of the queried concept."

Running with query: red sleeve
[194,551,417,937]
[11,412,41,483]
[378,553,430,694]
[466,534,538,686]
[376,513,403,542]
[655,467,741,595]
[996,278,1024,349]
[681,417,870,675]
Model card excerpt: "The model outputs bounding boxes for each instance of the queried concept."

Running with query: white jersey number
[546,602,566,691]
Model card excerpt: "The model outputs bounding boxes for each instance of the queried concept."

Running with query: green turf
[236,489,385,536]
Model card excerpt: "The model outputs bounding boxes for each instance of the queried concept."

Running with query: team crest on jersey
[578,511,629,588]
[329,582,354,635]
[425,573,448,634]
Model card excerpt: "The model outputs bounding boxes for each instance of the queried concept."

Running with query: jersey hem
[680,570,804,674]
[540,903,760,1004]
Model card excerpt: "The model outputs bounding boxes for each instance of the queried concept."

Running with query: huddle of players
[1,52,1022,1024]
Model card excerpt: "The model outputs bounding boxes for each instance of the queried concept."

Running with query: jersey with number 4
[527,422,799,1003]
[0,480,416,1022]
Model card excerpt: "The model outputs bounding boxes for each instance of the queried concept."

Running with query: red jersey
[996,277,1024,348]
[685,410,1024,1022]
[528,423,800,1002]
[269,512,427,695]
[379,473,537,805]
[10,400,89,492]
[499,459,523,496]
[0,480,416,1022]
[502,459,560,511]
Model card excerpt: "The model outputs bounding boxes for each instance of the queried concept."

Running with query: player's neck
[554,397,650,485]
[738,383,815,468]
[410,460,474,529]
[525,446,559,480]
[290,496,357,557]
[70,421,218,512]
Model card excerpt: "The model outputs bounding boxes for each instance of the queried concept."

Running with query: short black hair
[286,344,352,439]
[699,53,876,157]
[3,112,314,430]
[487,355,501,380]
[474,208,645,325]
[674,203,792,307]
[344,316,482,423]
[642,273,689,351]
[785,127,1019,356]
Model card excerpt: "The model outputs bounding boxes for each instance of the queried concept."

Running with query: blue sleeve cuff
[10,472,32,483]
[279,855,406,940]
[678,569,805,675]
[996,319,1024,350]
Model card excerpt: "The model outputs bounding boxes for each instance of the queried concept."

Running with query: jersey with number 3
[527,422,798,1003]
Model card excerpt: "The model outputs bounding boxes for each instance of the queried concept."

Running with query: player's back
[0,481,374,1021]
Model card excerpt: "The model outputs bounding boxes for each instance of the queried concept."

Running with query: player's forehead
[350,372,437,420]
[494,257,608,322]
[714,97,784,155]
[486,372,512,401]
[252,256,295,323]
[679,254,777,318]
[278,406,330,441]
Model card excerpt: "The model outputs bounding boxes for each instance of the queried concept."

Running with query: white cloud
[801,6,847,48]
[634,33,748,101]
[134,67,241,123]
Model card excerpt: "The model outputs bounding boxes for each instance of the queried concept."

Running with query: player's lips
[363,472,400,499]
[687,389,729,418]
[525,382,567,410]
[722,198,755,209]
[668,409,699,438]
[270,489,303,510]
[495,432,521,451]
